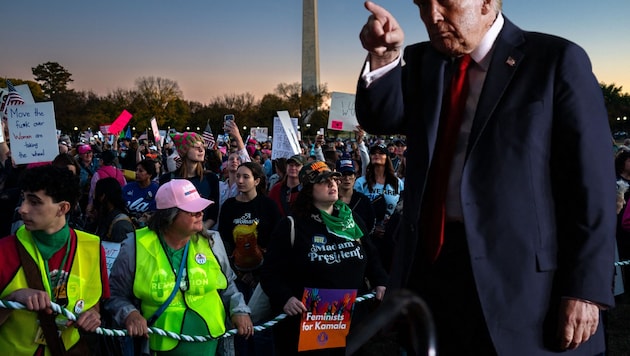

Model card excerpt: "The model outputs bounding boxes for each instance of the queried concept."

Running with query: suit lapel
[421,49,449,160]
[467,19,525,158]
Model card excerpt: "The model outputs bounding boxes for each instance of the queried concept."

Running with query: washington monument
[302,0,320,94]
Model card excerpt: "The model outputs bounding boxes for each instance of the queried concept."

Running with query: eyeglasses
[179,210,203,217]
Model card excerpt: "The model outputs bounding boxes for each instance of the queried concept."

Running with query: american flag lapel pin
[506,56,516,67]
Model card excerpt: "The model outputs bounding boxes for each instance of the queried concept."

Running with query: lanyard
[147,239,190,326]
[43,236,72,303]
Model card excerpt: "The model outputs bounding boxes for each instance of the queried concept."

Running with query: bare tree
[135,76,183,125]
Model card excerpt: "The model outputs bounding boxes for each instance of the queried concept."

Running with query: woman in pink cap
[107,179,253,355]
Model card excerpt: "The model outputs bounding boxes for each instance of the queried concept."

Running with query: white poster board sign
[6,101,59,165]
[328,92,359,132]
[271,114,300,160]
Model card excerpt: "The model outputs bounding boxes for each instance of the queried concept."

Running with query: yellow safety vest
[0,227,103,355]
[133,227,227,351]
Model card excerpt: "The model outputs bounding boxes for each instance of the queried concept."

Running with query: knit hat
[171,132,203,157]
[299,160,341,185]
[156,179,213,212]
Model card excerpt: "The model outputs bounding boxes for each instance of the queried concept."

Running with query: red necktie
[422,54,472,262]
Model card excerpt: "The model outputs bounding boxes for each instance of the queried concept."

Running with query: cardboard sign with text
[6,101,59,165]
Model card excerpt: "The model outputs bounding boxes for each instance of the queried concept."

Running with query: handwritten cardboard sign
[6,102,58,165]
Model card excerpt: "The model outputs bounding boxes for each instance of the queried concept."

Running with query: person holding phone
[223,115,250,164]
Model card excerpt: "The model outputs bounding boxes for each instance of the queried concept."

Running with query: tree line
[3,61,630,139]
[2,62,331,139]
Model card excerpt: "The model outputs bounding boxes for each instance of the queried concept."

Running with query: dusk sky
[2,0,629,105]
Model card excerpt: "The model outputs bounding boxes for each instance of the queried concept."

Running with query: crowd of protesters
[0,115,413,355]
[0,113,628,355]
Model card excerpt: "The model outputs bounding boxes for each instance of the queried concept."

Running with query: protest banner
[298,288,357,352]
[6,102,59,165]
[328,92,359,132]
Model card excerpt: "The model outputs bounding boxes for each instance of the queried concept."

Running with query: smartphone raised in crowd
[223,114,235,141]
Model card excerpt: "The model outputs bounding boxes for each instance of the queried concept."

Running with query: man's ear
[481,0,494,15]
[58,201,72,216]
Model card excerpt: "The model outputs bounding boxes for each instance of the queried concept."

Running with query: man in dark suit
[356,1,616,355]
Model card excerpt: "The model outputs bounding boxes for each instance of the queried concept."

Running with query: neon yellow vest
[0,227,103,355]
[132,227,227,351]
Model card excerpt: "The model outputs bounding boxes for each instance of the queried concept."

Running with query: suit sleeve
[356,62,406,135]
[551,43,616,307]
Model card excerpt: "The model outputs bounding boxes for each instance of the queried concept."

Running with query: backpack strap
[107,213,133,240]
[287,216,295,247]
[16,240,67,356]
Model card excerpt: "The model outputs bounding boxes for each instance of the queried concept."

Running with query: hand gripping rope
[0,292,377,342]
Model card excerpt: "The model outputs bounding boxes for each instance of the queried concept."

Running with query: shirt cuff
[361,54,401,87]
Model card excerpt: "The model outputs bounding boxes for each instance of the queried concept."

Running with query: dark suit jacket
[356,17,616,355]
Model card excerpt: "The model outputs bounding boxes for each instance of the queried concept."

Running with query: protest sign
[298,288,357,352]
[271,113,299,160]
[6,102,58,165]
[101,241,122,276]
[151,117,161,144]
[108,109,133,135]
[100,124,111,136]
[250,127,269,143]
[328,92,359,132]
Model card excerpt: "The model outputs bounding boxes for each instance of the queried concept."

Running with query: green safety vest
[133,227,227,351]
[0,227,102,355]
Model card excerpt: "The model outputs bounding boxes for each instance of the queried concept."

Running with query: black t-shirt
[218,194,281,257]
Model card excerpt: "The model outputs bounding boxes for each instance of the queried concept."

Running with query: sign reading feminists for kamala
[7,101,59,165]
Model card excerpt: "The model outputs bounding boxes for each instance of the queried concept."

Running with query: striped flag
[2,79,26,120]
[203,123,216,149]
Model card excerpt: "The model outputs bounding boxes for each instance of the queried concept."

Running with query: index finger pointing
[364,1,393,24]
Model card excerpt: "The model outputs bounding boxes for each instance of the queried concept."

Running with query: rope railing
[1,258,629,343]
[615,259,630,267]
[0,292,377,342]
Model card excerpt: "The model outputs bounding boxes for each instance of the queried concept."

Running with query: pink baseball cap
[77,144,92,154]
[156,179,213,212]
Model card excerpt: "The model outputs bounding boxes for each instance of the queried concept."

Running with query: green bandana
[319,201,364,241]
[31,223,71,260]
